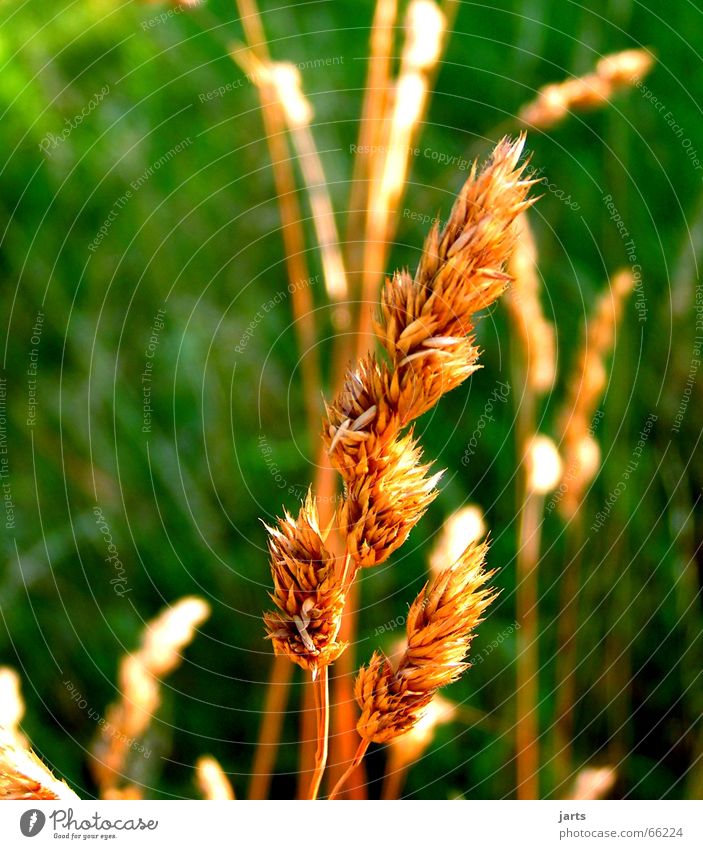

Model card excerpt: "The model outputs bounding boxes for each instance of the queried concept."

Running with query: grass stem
[306,665,330,800]
[247,655,294,799]
[328,738,370,800]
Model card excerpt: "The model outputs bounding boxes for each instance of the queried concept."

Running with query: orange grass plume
[325,136,536,477]
[519,49,655,129]
[557,269,634,518]
[264,137,534,683]
[355,542,496,743]
[91,596,210,797]
[263,493,348,674]
[0,728,79,800]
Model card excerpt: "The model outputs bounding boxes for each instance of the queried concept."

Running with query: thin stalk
[327,579,367,798]
[328,738,370,800]
[234,1,320,796]
[515,486,543,800]
[306,666,330,800]
[345,0,398,287]
[236,0,269,58]
[552,514,585,791]
[256,97,320,436]
[512,331,541,801]
[296,676,318,799]
[381,749,407,800]
[230,38,320,439]
[247,654,293,799]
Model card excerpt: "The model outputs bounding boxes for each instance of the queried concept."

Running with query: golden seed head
[570,765,617,800]
[264,493,347,672]
[526,434,563,495]
[429,505,486,575]
[0,728,78,800]
[355,543,496,742]
[520,49,655,129]
[326,136,534,477]
[195,755,235,800]
[340,432,443,567]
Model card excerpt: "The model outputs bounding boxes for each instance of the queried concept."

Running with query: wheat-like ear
[195,755,235,800]
[0,728,79,800]
[91,596,210,799]
[557,268,635,519]
[355,542,496,744]
[263,493,348,674]
[328,543,495,798]
[519,48,655,129]
[324,137,535,569]
[326,137,535,470]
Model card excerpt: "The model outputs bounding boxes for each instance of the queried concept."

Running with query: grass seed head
[326,136,534,478]
[519,49,655,129]
[339,432,443,567]
[264,493,347,672]
[355,542,496,742]
[0,728,78,800]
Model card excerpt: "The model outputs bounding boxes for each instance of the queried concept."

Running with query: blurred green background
[1,0,701,800]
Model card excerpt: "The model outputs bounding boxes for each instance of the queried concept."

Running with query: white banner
[0,800,701,848]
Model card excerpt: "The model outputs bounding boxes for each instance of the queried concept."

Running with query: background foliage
[1,0,702,799]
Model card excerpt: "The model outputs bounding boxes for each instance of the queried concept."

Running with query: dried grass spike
[557,268,634,518]
[340,432,443,567]
[355,542,495,743]
[0,728,79,800]
[264,493,347,672]
[196,755,235,800]
[519,48,655,129]
[506,214,556,393]
[140,596,211,677]
[429,505,486,575]
[379,136,535,360]
[91,595,211,799]
[325,136,534,477]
